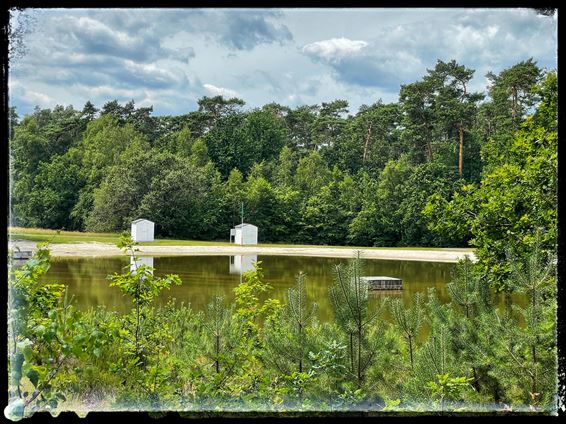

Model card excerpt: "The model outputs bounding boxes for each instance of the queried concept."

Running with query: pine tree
[202,295,241,375]
[445,257,501,401]
[390,292,425,369]
[263,272,317,376]
[329,255,382,389]
[490,231,557,408]
[406,288,458,401]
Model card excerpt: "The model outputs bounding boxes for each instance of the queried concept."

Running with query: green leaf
[17,339,33,361]
[27,368,40,387]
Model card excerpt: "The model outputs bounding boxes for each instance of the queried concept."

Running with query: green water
[38,254,523,323]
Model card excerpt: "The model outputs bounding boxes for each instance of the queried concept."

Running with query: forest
[10,58,557,289]
[7,58,558,417]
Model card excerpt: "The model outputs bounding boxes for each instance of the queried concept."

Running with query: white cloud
[175,47,195,63]
[89,85,143,98]
[486,25,499,37]
[8,8,558,117]
[9,79,56,108]
[203,83,240,99]
[26,90,55,106]
[298,9,556,92]
[74,16,135,45]
[122,60,187,86]
[302,37,368,63]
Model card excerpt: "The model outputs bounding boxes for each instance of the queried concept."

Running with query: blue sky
[8,8,558,117]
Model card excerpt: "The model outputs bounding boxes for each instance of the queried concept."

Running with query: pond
[38,254,524,323]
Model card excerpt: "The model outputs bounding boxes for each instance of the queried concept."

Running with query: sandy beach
[9,240,476,263]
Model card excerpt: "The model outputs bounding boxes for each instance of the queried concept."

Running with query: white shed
[229,223,258,245]
[131,219,155,242]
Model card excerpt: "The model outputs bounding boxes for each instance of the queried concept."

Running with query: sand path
[9,240,476,263]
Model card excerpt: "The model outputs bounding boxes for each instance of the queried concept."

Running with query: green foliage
[447,256,490,318]
[100,100,157,139]
[11,62,555,252]
[109,234,181,308]
[274,146,297,187]
[8,244,88,417]
[90,235,181,408]
[263,272,317,379]
[426,373,475,411]
[300,169,360,245]
[390,293,425,368]
[138,161,223,240]
[424,71,556,288]
[294,150,332,200]
[329,256,384,389]
[6,238,558,414]
[484,58,541,144]
[233,261,281,336]
[351,157,460,247]
[86,147,222,239]
[423,184,476,246]
[15,152,84,230]
[10,106,85,228]
[70,115,150,228]
[487,233,557,407]
[244,176,280,242]
[349,157,409,246]
[330,101,401,174]
[203,107,286,179]
[201,296,246,380]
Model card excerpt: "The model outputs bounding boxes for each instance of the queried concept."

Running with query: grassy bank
[8,227,473,252]
[9,227,120,244]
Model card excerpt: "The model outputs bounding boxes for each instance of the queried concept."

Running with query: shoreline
[9,241,476,263]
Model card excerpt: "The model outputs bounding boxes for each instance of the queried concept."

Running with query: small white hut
[230,223,258,245]
[131,219,155,242]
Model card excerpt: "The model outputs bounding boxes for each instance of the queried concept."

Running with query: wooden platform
[361,276,403,290]
[12,250,33,260]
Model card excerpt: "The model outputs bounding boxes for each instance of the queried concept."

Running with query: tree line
[10,58,557,287]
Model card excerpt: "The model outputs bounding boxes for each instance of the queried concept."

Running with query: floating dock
[11,250,33,260]
[361,276,403,290]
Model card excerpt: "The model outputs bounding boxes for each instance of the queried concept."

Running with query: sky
[8,8,558,117]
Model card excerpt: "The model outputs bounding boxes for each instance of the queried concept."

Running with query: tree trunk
[531,288,538,396]
[135,287,141,356]
[472,366,481,392]
[358,326,362,387]
[458,124,464,177]
[511,86,518,124]
[362,122,373,163]
[349,332,354,375]
[215,333,220,373]
[427,140,433,162]
[408,335,414,369]
[299,320,304,372]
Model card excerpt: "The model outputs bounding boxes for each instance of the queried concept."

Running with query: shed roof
[234,223,257,229]
[132,219,154,224]
[361,276,401,281]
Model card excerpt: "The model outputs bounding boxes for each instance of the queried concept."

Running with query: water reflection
[130,256,154,274]
[229,255,257,275]
[39,255,527,325]
[368,290,403,298]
